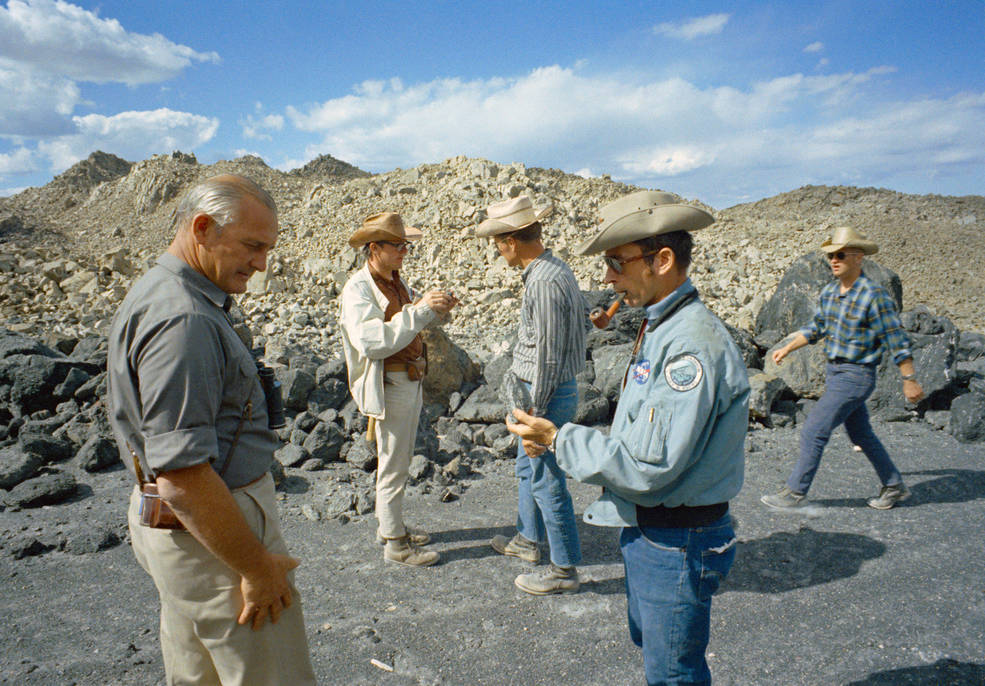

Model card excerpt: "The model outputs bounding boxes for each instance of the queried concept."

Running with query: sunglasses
[827,250,859,261]
[603,250,659,274]
[378,240,411,252]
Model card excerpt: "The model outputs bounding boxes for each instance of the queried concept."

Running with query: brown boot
[376,526,431,546]
[384,535,440,567]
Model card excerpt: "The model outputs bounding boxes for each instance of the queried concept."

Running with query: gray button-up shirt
[107,253,279,489]
[511,249,589,414]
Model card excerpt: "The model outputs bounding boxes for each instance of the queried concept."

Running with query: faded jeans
[515,378,582,567]
[787,362,903,495]
[621,515,736,686]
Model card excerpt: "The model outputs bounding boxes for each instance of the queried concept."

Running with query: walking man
[476,195,588,595]
[507,190,747,684]
[340,212,458,566]
[107,175,317,685]
[762,226,925,511]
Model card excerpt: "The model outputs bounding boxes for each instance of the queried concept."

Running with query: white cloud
[653,13,730,40]
[38,108,219,172]
[0,0,219,85]
[0,185,29,197]
[0,146,36,174]
[282,63,984,207]
[804,41,824,53]
[0,60,81,136]
[241,104,285,141]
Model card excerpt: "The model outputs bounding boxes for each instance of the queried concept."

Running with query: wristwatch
[901,373,917,381]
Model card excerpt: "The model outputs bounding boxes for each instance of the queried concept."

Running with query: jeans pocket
[639,528,686,553]
[699,537,737,599]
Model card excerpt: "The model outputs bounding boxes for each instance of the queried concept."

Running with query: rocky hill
[0,151,981,362]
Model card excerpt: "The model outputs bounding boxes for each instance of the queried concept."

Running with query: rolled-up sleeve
[869,290,912,365]
[133,314,223,474]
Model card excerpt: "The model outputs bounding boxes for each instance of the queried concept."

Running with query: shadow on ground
[846,658,985,685]
[723,526,886,594]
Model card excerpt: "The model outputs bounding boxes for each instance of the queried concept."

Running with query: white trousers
[375,371,424,539]
[128,474,316,686]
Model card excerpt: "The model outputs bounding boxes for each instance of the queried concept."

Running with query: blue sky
[1,0,983,208]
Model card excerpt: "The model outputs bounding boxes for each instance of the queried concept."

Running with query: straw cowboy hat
[820,226,879,255]
[575,190,715,255]
[348,212,423,248]
[476,195,553,238]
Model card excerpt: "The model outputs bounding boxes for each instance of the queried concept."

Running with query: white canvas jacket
[339,264,437,419]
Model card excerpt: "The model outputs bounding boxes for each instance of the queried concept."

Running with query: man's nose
[251,250,268,272]
[603,266,618,284]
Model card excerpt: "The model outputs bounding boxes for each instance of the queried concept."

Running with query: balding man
[107,175,316,685]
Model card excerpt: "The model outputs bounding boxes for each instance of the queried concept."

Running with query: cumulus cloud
[804,41,824,53]
[0,146,36,174]
[241,103,285,141]
[282,63,985,206]
[0,60,80,136]
[653,13,730,40]
[0,0,219,85]
[38,108,219,172]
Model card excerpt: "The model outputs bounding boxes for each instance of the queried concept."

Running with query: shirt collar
[521,248,551,283]
[643,278,697,328]
[156,253,230,309]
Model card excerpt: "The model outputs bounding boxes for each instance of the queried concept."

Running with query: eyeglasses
[827,250,859,261]
[378,240,411,252]
[602,250,659,274]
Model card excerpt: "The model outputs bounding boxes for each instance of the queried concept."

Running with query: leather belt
[384,358,426,380]
[636,502,728,529]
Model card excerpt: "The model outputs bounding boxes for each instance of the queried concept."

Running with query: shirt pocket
[628,398,669,464]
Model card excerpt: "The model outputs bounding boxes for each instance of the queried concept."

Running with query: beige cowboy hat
[574,190,715,256]
[820,226,878,255]
[475,195,553,238]
[348,211,423,248]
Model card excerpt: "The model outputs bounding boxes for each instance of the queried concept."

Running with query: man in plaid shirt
[762,226,925,511]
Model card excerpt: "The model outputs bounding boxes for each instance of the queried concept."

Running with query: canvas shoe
[377,526,431,546]
[761,487,807,510]
[491,533,541,564]
[867,483,911,510]
[514,563,580,595]
[384,536,440,567]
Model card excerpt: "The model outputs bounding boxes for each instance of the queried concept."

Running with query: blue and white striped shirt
[799,272,912,366]
[511,250,588,414]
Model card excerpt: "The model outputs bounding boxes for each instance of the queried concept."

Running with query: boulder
[0,445,43,489]
[591,343,635,404]
[950,392,985,443]
[748,372,789,422]
[302,421,346,462]
[3,470,77,508]
[345,439,377,471]
[278,368,316,412]
[421,327,481,407]
[573,382,609,425]
[77,435,119,472]
[274,443,308,467]
[0,354,85,413]
[454,383,504,423]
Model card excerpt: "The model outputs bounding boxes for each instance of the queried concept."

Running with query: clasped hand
[506,408,558,458]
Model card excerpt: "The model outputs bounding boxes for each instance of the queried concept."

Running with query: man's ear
[657,246,676,276]
[190,213,214,245]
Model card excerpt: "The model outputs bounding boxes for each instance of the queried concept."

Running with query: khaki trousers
[128,474,316,686]
[375,371,424,539]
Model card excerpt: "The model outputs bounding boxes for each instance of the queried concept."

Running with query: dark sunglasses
[827,250,858,261]
[378,240,411,252]
[603,250,659,274]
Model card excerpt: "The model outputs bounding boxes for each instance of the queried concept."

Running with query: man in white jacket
[339,212,458,566]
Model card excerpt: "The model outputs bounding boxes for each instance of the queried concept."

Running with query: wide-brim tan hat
[348,211,423,248]
[575,190,715,255]
[820,226,878,255]
[476,195,552,238]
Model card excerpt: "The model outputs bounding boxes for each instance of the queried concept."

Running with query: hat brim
[348,224,423,249]
[821,240,878,255]
[575,204,715,255]
[475,205,552,238]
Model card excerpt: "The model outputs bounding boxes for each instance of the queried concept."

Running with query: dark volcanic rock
[302,421,345,462]
[77,435,119,472]
[3,470,77,508]
[950,392,985,443]
[0,445,44,488]
[345,439,377,472]
[62,524,122,555]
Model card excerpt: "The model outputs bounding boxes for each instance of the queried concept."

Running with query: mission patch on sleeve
[664,353,703,391]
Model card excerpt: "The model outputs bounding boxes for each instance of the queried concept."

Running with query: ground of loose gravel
[1,420,983,686]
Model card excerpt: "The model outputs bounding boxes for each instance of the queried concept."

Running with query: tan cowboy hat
[820,226,878,255]
[348,211,423,248]
[475,195,553,238]
[574,190,715,256]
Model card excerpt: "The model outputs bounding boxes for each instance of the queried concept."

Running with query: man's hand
[421,290,460,315]
[506,408,558,458]
[903,379,925,404]
[238,552,299,630]
[771,346,789,365]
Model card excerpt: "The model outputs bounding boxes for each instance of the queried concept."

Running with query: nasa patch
[632,359,651,385]
[664,354,703,392]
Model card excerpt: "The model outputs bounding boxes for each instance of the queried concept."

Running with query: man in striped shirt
[476,195,588,594]
[762,226,925,511]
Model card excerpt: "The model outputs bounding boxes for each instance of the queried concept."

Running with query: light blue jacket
[555,279,749,527]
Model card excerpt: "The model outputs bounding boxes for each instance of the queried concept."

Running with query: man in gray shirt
[476,195,587,594]
[107,175,316,685]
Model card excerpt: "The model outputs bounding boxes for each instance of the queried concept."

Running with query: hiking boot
[867,483,911,510]
[514,563,580,595]
[384,535,440,567]
[491,533,540,564]
[761,487,807,510]
[376,526,430,546]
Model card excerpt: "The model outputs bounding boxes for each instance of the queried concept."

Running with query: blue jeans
[515,378,582,567]
[621,516,736,686]
[787,362,903,495]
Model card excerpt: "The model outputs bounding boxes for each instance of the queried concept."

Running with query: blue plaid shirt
[799,273,912,366]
